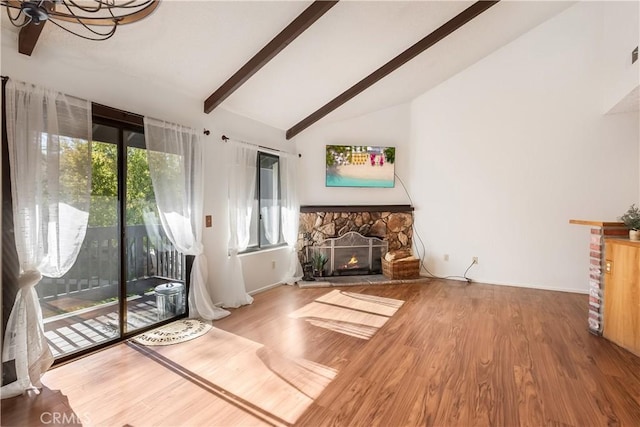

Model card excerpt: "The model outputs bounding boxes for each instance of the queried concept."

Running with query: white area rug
[131,318,212,346]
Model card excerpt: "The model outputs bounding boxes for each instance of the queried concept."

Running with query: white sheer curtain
[261,204,280,245]
[280,153,302,284]
[221,141,256,308]
[144,118,230,320]
[2,80,92,399]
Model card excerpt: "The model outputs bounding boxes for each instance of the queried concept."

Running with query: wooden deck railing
[38,224,184,300]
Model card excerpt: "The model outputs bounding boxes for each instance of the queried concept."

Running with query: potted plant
[619,204,640,241]
[311,252,328,277]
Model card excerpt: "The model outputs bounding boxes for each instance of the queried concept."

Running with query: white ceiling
[1,0,575,134]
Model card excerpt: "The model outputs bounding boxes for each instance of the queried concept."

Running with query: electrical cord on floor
[394,172,475,283]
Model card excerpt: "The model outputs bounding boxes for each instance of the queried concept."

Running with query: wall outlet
[444,254,449,261]
[271,261,276,269]
[472,256,479,264]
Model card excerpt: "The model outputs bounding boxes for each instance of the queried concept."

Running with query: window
[248,152,284,249]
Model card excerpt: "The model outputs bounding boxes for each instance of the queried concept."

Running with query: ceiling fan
[1,0,159,55]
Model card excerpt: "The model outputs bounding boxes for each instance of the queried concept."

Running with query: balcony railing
[38,224,184,303]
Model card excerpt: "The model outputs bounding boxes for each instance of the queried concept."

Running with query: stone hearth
[298,274,427,288]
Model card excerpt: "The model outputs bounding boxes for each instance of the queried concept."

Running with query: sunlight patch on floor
[37,291,404,425]
[289,290,404,340]
[41,326,338,426]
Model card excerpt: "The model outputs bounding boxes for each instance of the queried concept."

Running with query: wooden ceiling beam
[18,0,55,56]
[286,0,500,140]
[204,0,339,114]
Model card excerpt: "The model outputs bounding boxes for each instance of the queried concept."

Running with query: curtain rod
[221,134,300,157]
[3,77,209,136]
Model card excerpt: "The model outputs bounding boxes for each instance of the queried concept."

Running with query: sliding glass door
[36,117,186,360]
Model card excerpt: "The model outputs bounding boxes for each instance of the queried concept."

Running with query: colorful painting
[326,145,395,188]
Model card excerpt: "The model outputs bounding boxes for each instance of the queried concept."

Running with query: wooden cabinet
[603,239,640,356]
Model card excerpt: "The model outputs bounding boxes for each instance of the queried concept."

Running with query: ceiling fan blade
[18,1,55,56]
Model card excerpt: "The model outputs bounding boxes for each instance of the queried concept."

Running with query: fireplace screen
[310,231,388,276]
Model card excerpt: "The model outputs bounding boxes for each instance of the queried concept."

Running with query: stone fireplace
[298,205,414,274]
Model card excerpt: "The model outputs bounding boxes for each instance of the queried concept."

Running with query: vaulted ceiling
[1,1,574,137]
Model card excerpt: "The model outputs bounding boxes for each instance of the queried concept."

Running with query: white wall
[294,103,412,206]
[408,1,639,293]
[602,0,639,114]
[1,38,294,298]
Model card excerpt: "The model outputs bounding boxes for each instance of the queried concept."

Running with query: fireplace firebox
[308,231,388,276]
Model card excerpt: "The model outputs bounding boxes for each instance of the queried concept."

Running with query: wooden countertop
[569,219,625,227]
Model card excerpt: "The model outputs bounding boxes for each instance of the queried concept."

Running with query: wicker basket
[381,258,420,279]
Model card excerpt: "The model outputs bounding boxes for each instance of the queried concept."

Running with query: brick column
[587,224,627,335]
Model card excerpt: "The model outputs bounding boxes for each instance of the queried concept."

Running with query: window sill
[239,244,289,256]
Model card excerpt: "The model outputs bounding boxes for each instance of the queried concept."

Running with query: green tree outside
[60,140,157,227]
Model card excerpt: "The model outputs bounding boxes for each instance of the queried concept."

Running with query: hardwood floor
[3,280,640,426]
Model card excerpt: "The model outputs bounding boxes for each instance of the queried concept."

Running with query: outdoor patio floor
[42,294,165,358]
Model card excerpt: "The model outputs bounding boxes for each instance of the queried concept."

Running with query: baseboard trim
[248,281,285,296]
[237,277,588,299]
[467,278,589,295]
